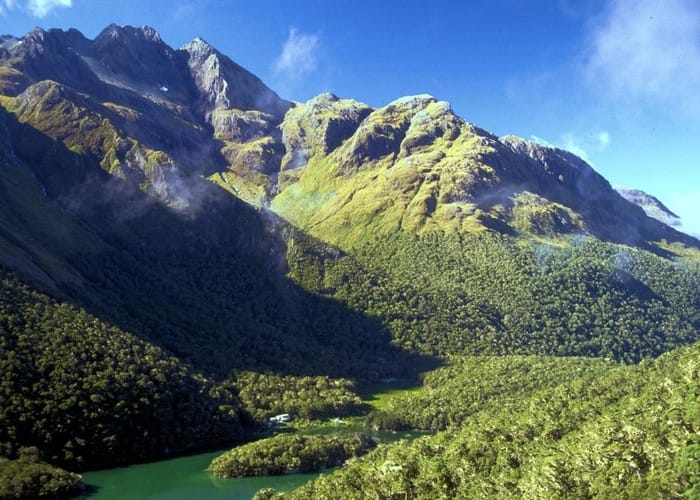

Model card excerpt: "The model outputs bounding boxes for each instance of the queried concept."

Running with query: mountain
[1,24,700,495]
[272,93,695,249]
[1,25,695,248]
[616,187,682,228]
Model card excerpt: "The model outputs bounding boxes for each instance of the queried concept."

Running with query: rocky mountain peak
[0,23,696,249]
[91,24,185,95]
[95,24,163,45]
[616,187,681,228]
[0,27,96,97]
[338,94,443,169]
[280,94,373,171]
[180,37,290,120]
[180,37,215,57]
[387,93,438,109]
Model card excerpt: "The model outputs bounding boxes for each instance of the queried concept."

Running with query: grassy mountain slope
[272,95,696,251]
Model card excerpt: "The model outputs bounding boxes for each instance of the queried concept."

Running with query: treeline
[208,433,376,478]
[288,231,700,362]
[275,341,700,498]
[58,197,412,382]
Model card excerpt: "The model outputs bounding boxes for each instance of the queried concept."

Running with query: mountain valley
[0,24,699,499]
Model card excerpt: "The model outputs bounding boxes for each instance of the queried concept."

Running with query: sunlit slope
[272,94,695,250]
[281,340,700,499]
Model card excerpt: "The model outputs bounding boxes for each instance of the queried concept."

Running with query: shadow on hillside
[3,110,439,381]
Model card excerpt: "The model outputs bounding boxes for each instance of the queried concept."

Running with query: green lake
[79,425,425,499]
[79,448,319,499]
[80,381,425,499]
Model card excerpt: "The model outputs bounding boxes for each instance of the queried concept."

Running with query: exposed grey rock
[616,187,681,228]
[211,109,278,142]
[343,94,437,168]
[180,37,290,121]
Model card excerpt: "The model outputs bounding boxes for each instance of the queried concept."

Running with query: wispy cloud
[171,2,196,22]
[1,0,71,17]
[530,135,555,147]
[561,132,592,164]
[584,0,700,118]
[272,27,320,85]
[532,129,611,165]
[28,0,71,17]
[0,0,18,15]
[596,131,610,149]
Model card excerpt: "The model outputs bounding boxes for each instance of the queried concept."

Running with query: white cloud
[530,135,555,147]
[272,27,320,83]
[0,0,17,15]
[0,0,70,17]
[530,130,610,164]
[561,132,593,163]
[27,0,71,17]
[585,0,700,117]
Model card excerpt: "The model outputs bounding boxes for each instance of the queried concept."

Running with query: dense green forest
[0,269,245,470]
[0,267,371,475]
[235,372,363,423]
[288,231,700,361]
[0,447,83,499]
[208,433,376,478]
[365,355,619,431]
[4,217,700,471]
[274,342,700,498]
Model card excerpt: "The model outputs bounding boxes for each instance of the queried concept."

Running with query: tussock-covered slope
[273,94,696,249]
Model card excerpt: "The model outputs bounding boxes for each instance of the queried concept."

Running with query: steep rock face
[341,94,438,170]
[0,25,293,208]
[181,37,290,120]
[90,24,194,105]
[178,37,291,204]
[0,28,99,96]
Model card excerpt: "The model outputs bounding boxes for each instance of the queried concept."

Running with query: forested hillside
[278,342,700,498]
[0,269,245,470]
[288,231,700,362]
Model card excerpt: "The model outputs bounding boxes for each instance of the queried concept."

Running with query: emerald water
[80,381,425,499]
[79,425,425,499]
[79,449,319,499]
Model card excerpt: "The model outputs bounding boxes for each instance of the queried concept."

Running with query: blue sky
[2,0,699,235]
